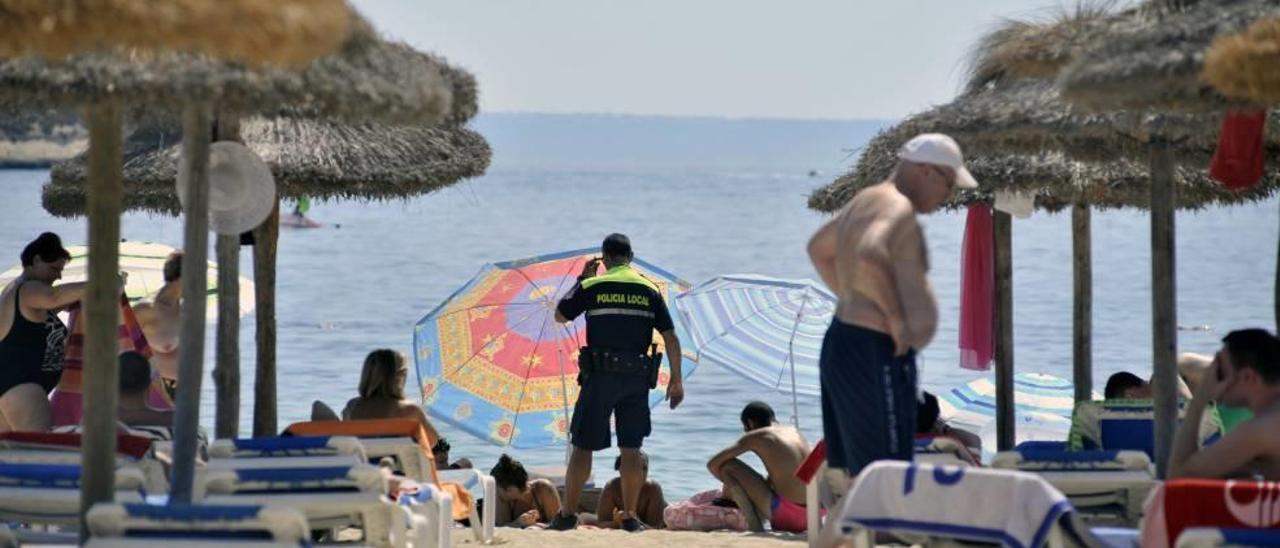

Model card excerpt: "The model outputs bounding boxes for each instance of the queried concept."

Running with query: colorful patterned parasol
[414,249,695,448]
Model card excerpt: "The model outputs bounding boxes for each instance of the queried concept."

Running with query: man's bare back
[743,424,810,503]
[810,181,937,354]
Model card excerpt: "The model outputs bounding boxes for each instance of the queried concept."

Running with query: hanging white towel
[994,190,1035,219]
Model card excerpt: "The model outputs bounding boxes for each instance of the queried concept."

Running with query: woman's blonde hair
[358,348,409,400]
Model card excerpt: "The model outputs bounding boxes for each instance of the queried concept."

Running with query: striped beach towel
[49,296,173,426]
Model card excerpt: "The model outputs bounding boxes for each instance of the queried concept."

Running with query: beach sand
[454,528,808,547]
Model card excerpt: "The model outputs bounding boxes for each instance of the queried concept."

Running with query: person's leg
[614,378,652,521]
[719,459,774,532]
[619,448,644,518]
[561,445,594,515]
[0,383,51,432]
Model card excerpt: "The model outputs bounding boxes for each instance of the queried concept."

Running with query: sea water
[0,114,1275,499]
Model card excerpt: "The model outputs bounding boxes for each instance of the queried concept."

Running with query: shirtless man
[134,251,182,396]
[595,451,666,529]
[1170,328,1280,480]
[707,401,813,533]
[117,351,173,426]
[807,133,976,476]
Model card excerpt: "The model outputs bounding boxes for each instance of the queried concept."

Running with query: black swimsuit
[0,284,68,395]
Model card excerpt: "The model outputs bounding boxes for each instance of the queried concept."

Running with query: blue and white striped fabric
[939,372,1098,452]
[674,275,835,397]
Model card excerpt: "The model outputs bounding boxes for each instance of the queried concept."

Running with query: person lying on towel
[706,401,815,533]
[1170,328,1280,480]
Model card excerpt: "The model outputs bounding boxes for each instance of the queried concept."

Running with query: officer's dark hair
[740,401,775,429]
[118,351,153,395]
[1222,328,1280,385]
[20,232,71,266]
[601,233,633,261]
[916,391,941,434]
[1104,372,1147,399]
[613,450,648,472]
[490,453,529,491]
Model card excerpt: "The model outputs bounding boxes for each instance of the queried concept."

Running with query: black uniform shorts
[569,371,651,451]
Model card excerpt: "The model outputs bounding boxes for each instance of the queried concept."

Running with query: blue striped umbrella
[938,372,1099,452]
[674,275,834,424]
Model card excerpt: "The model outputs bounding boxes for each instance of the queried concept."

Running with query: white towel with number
[822,461,1073,548]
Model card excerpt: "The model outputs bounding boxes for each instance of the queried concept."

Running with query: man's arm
[706,432,762,479]
[889,220,937,351]
[807,217,840,291]
[18,280,88,311]
[641,482,667,528]
[661,329,683,409]
[1170,370,1261,478]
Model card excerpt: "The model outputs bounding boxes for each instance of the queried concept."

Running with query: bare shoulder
[530,478,557,495]
[853,183,913,215]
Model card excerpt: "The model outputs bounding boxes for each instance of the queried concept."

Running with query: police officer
[548,233,684,532]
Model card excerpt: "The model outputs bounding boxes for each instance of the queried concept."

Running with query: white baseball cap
[898,133,978,190]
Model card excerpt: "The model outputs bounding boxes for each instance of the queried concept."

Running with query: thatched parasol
[0,20,455,127]
[807,123,1279,214]
[965,4,1118,82]
[0,0,351,68]
[0,0,356,521]
[1204,16,1280,105]
[1058,0,1280,112]
[0,108,86,167]
[42,118,492,216]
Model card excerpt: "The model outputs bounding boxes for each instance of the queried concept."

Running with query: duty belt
[577,346,662,388]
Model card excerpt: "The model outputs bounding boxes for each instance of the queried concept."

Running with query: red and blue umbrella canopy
[414,249,695,448]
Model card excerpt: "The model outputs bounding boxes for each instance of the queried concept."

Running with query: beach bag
[663,488,748,531]
[49,296,174,426]
[1210,110,1267,190]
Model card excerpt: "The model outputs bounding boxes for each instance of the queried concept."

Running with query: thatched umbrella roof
[1204,16,1280,105]
[965,4,1119,83]
[42,117,492,217]
[806,118,1279,213]
[0,0,350,68]
[1058,0,1280,112]
[0,16,457,126]
[0,108,86,167]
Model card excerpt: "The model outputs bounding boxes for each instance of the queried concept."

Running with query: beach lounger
[199,462,410,547]
[823,460,1098,548]
[1176,527,1280,547]
[397,481,454,548]
[0,463,146,526]
[85,502,311,547]
[1141,479,1280,547]
[992,449,1155,525]
[914,434,981,466]
[1068,401,1220,456]
[285,419,489,542]
[209,436,368,460]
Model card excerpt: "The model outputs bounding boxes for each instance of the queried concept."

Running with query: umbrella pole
[213,113,241,440]
[558,347,572,466]
[786,294,808,429]
[993,209,1015,451]
[252,202,280,437]
[1150,139,1179,479]
[1072,204,1093,403]
[78,101,123,536]
[170,102,213,503]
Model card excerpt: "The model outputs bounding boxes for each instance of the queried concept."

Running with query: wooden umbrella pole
[993,209,1015,451]
[1149,138,1179,479]
[170,103,213,503]
[252,201,280,437]
[1072,204,1093,403]
[1275,199,1279,332]
[213,114,242,439]
[78,101,123,536]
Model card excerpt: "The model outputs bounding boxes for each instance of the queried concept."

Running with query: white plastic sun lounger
[85,502,310,547]
[0,463,146,526]
[992,448,1156,525]
[361,436,496,543]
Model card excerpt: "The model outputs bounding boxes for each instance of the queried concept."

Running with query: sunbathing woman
[338,348,442,441]
[491,453,562,528]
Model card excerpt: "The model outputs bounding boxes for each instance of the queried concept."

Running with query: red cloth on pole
[1210,110,1267,190]
[959,204,995,371]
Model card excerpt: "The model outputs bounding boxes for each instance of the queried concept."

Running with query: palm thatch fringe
[807,123,1279,213]
[0,108,87,166]
[0,15,456,126]
[1204,16,1280,105]
[42,118,491,217]
[965,3,1117,87]
[1058,0,1280,112]
[0,0,350,68]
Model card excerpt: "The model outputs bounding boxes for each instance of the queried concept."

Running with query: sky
[351,0,1105,121]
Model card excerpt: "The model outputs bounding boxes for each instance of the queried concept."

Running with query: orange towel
[286,418,474,521]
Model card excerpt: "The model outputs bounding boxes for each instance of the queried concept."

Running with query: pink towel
[959,204,994,371]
